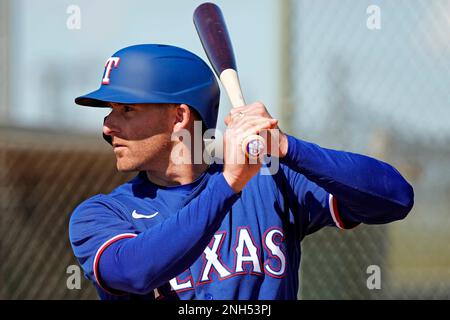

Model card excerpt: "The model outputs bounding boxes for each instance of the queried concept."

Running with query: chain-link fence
[0,128,133,299]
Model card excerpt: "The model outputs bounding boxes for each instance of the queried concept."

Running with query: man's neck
[146,162,210,187]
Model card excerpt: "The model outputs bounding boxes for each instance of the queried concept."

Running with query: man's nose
[102,112,120,137]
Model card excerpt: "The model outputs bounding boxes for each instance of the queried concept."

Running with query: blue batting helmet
[75,44,220,133]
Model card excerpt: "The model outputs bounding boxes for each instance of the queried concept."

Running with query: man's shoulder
[70,193,124,221]
[70,174,142,222]
[84,172,149,207]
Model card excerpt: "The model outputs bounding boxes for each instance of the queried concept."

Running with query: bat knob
[242,135,266,158]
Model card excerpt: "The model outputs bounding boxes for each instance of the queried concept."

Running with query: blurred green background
[0,0,449,299]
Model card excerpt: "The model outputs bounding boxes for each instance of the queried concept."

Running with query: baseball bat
[193,2,265,158]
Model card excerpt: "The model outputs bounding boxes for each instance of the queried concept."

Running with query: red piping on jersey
[93,233,137,296]
[329,194,345,229]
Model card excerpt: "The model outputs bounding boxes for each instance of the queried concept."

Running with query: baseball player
[69,44,414,300]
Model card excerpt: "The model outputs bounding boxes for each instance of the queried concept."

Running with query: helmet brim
[75,85,168,108]
[76,81,194,107]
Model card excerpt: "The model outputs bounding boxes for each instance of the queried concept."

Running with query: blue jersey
[69,135,414,300]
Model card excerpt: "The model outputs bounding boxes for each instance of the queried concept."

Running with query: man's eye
[123,106,133,113]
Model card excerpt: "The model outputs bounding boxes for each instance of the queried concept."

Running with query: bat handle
[241,135,266,158]
[220,69,266,158]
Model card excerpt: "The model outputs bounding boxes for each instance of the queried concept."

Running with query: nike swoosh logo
[132,210,159,219]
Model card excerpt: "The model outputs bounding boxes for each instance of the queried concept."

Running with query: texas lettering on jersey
[154,226,286,299]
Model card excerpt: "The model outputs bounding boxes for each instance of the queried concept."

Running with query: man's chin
[116,161,139,173]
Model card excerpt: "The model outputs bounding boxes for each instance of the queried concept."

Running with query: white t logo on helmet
[102,57,121,85]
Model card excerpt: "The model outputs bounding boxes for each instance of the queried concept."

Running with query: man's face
[103,103,176,172]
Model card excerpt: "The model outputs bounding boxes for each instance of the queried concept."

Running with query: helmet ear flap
[102,116,113,145]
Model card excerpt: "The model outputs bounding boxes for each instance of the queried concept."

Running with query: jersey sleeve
[69,195,138,295]
[279,165,359,236]
[278,134,414,235]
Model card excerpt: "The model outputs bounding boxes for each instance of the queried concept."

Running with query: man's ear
[173,104,191,133]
